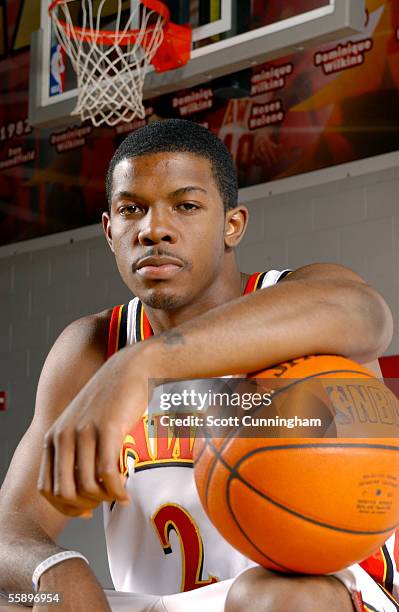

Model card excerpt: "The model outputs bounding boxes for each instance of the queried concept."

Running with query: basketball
[193,355,399,574]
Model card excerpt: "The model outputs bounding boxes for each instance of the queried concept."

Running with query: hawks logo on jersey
[119,414,195,475]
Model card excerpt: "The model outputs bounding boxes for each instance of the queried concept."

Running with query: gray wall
[1,160,398,587]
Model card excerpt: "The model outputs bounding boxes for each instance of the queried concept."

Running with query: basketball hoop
[48,0,192,127]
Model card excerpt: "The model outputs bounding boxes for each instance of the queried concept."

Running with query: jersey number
[152,503,219,592]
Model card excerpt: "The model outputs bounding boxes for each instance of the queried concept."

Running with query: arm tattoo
[162,330,186,346]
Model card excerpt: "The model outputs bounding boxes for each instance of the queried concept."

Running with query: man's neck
[143,269,251,335]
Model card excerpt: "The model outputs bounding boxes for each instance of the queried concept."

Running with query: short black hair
[106,119,238,212]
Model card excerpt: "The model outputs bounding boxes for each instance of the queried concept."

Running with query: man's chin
[140,291,185,310]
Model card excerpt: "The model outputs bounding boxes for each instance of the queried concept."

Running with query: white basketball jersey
[103,270,291,595]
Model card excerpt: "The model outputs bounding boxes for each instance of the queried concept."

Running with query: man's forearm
[0,515,109,611]
[0,514,64,593]
[137,273,392,382]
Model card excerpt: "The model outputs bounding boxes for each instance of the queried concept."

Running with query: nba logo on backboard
[49,44,66,97]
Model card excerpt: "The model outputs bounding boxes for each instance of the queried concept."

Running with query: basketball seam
[225,480,296,572]
[227,445,399,535]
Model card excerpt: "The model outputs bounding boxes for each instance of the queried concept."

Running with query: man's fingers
[39,479,98,517]
[38,437,54,495]
[38,424,129,515]
[75,425,114,503]
[53,428,77,502]
[38,429,100,516]
[96,428,130,504]
[40,486,99,516]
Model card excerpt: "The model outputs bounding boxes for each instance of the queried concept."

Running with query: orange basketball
[193,355,399,574]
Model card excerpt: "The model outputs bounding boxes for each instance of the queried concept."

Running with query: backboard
[29,0,365,128]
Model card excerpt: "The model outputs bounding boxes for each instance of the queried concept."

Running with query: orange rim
[48,0,170,46]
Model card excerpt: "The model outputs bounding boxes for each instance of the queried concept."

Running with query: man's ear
[224,205,249,249]
[102,212,115,253]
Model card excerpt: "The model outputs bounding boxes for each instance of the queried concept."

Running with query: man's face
[104,152,229,310]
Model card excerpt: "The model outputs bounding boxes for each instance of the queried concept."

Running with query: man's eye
[119,205,141,215]
[177,203,199,212]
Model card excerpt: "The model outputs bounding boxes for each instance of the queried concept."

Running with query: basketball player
[0,120,397,612]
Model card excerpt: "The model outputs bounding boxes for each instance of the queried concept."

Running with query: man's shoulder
[55,308,114,365]
[74,307,114,332]
[32,307,117,426]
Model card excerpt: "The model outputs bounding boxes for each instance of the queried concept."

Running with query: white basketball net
[49,0,167,126]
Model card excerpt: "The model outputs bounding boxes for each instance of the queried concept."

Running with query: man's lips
[135,256,185,280]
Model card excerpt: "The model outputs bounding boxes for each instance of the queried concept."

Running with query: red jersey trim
[142,305,153,340]
[107,305,123,358]
[244,272,262,295]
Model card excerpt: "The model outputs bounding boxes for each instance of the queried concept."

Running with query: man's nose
[137,208,178,246]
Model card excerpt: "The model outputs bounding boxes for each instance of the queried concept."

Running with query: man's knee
[224,568,355,612]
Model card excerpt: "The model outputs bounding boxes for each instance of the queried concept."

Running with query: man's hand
[38,343,152,517]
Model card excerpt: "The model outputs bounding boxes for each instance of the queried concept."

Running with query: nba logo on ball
[49,44,66,97]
